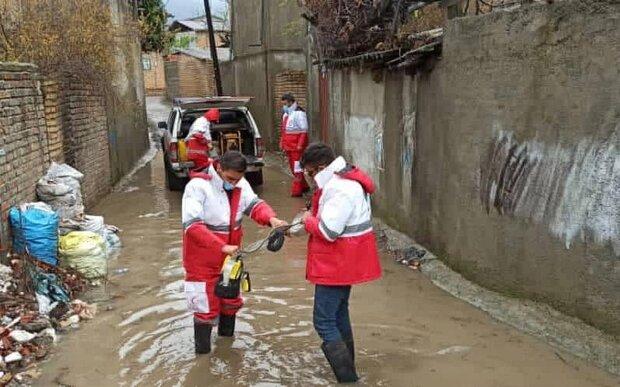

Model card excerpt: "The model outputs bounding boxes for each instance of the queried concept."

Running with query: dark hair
[220,151,247,173]
[300,142,335,169]
[281,93,295,103]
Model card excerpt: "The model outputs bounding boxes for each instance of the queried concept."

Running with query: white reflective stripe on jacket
[186,116,212,140]
[181,164,263,231]
[314,156,373,242]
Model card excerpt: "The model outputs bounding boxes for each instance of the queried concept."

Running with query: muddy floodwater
[33,153,619,387]
[34,99,619,387]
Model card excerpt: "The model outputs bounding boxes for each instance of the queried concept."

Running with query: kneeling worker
[300,143,382,383]
[182,151,287,353]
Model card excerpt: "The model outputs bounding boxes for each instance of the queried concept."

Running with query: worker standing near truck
[299,142,382,383]
[279,93,309,197]
[182,151,287,354]
[185,108,220,170]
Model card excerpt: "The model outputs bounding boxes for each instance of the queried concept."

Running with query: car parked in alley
[159,97,265,191]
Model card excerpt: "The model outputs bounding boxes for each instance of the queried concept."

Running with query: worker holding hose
[182,151,287,354]
[299,142,382,383]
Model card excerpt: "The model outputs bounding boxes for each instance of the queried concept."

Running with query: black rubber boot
[321,341,359,384]
[218,314,236,337]
[194,318,212,354]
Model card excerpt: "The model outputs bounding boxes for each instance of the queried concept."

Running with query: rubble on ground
[375,222,434,270]
[0,254,96,385]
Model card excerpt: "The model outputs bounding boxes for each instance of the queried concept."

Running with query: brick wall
[58,76,111,207]
[0,62,50,250]
[143,52,166,96]
[42,78,64,163]
[0,64,115,251]
[164,54,216,99]
[273,70,307,143]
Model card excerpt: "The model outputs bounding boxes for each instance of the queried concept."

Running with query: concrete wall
[314,0,620,335]
[227,0,307,148]
[105,0,149,185]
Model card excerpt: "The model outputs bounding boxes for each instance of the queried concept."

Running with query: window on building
[142,57,152,70]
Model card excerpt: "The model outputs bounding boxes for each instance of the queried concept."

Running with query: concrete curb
[373,219,620,376]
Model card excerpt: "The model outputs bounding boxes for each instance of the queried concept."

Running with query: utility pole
[203,0,222,95]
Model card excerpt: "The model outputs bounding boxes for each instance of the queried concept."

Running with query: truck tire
[164,153,187,191]
[245,170,264,187]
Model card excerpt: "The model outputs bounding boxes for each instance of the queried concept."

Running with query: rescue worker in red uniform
[182,151,287,354]
[185,108,220,170]
[279,93,309,197]
[300,142,382,383]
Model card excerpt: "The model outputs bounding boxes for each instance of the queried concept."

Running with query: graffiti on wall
[481,128,620,255]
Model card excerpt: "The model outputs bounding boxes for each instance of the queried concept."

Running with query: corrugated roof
[168,48,232,62]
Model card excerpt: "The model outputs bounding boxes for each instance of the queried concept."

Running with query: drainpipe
[203,0,223,95]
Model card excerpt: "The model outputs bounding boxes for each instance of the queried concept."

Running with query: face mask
[223,181,235,191]
[282,106,289,115]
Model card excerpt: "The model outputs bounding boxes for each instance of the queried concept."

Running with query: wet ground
[35,98,619,387]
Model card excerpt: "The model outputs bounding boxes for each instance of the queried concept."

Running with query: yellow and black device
[215,255,251,299]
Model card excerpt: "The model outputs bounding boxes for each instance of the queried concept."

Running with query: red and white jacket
[182,164,276,280]
[304,156,382,285]
[280,103,308,152]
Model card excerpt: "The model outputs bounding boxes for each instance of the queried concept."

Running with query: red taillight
[169,142,178,162]
[255,138,264,158]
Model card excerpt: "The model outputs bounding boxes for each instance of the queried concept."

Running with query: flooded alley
[29,99,617,387]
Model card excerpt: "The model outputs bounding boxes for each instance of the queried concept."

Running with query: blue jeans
[313,285,353,343]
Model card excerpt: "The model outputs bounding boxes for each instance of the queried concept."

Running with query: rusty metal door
[319,70,329,142]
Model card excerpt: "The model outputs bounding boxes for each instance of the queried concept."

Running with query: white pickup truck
[158,97,265,191]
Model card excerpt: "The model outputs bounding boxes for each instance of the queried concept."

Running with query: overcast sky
[165,0,228,20]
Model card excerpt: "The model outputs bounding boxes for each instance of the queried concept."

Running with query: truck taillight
[255,138,264,158]
[169,142,178,163]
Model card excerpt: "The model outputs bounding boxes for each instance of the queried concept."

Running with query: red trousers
[285,150,308,197]
[184,227,244,324]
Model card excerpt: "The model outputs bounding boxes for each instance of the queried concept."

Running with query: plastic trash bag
[9,203,59,266]
[36,163,84,220]
[59,231,107,279]
[59,215,105,237]
[32,271,70,304]
[104,226,121,251]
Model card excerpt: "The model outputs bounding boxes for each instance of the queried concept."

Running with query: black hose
[267,229,286,252]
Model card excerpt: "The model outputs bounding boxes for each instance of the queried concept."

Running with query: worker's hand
[221,245,239,255]
[269,217,288,229]
[301,211,312,222]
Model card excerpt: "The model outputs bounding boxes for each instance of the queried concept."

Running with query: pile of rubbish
[375,227,433,270]
[1,163,118,383]
[0,254,95,385]
[9,163,121,282]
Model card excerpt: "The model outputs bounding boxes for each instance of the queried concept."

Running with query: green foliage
[172,35,196,50]
[138,0,172,52]
[0,0,120,87]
